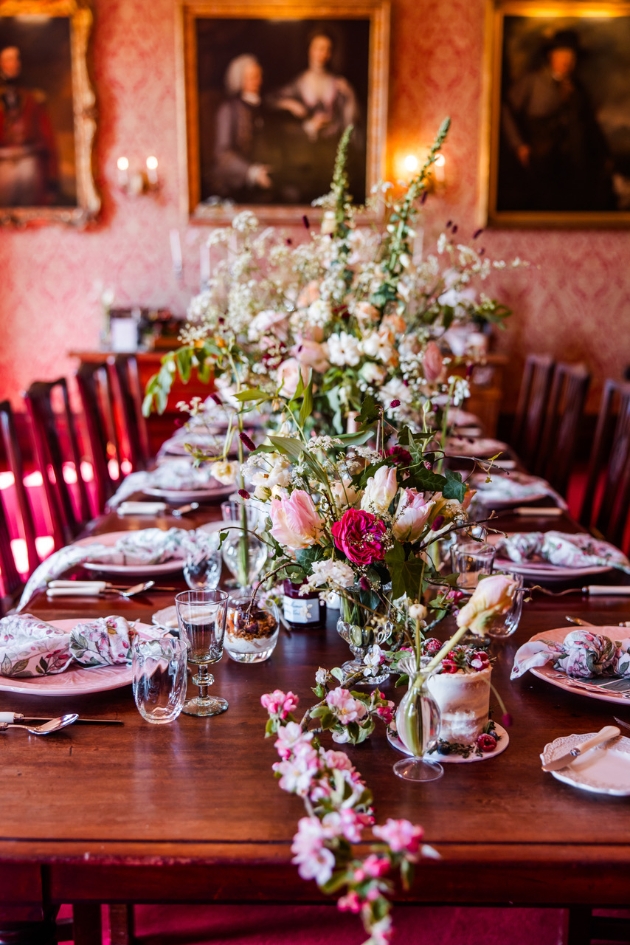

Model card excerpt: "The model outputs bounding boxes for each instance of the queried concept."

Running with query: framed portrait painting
[484,1,630,227]
[179,0,390,223]
[0,0,99,226]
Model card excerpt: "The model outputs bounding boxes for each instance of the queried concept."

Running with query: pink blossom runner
[262,689,438,945]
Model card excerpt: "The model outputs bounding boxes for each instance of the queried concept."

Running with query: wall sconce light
[116,155,161,196]
[400,151,446,193]
[403,154,420,175]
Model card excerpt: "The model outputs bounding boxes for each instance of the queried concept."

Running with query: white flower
[291,817,335,885]
[360,329,394,363]
[359,362,387,386]
[315,667,329,685]
[250,456,291,491]
[363,644,384,673]
[378,378,413,409]
[304,559,356,592]
[307,299,332,328]
[273,741,320,796]
[326,331,361,367]
[210,460,238,484]
[361,464,398,515]
[231,210,259,232]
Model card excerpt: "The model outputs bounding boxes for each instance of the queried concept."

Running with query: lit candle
[169,229,183,276]
[200,240,211,288]
[146,155,159,187]
[116,156,129,187]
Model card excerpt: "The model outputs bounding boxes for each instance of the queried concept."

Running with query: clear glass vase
[336,584,393,685]
[391,677,444,782]
[221,531,267,589]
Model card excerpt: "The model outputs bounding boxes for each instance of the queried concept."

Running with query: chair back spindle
[512,354,555,468]
[0,400,40,576]
[536,362,590,495]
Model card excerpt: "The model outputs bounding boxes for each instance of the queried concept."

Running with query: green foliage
[385,540,426,601]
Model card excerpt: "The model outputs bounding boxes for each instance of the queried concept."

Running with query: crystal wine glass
[175,589,229,717]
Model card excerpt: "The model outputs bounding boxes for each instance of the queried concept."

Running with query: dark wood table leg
[567,907,592,945]
[109,906,135,945]
[71,905,102,945]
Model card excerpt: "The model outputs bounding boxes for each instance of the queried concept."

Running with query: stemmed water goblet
[175,589,229,717]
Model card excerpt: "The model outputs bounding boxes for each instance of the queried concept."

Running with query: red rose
[331,509,386,566]
[387,446,412,467]
[477,733,497,753]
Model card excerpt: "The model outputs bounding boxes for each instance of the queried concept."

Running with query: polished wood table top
[2,503,630,907]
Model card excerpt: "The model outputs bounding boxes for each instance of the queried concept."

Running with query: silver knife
[0,712,122,725]
[541,725,620,772]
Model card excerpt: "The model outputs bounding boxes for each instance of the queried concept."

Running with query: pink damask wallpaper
[0,0,628,412]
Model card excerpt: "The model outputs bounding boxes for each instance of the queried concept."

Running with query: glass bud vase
[221,531,267,589]
[336,584,392,686]
[392,677,444,782]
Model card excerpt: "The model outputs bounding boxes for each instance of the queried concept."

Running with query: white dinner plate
[75,531,186,576]
[541,732,630,795]
[387,723,509,764]
[527,626,630,704]
[144,484,235,502]
[0,619,147,695]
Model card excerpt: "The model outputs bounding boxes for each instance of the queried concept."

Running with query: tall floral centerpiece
[143,119,525,443]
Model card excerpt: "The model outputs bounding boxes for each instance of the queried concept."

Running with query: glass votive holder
[224,593,280,663]
[484,571,524,640]
[452,540,496,591]
[132,636,188,724]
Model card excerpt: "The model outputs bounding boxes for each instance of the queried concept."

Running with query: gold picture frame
[0,0,99,227]
[178,0,390,224]
[482,0,630,227]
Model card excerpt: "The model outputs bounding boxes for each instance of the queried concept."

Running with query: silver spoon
[1,713,79,735]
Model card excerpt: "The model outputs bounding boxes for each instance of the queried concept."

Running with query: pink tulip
[361,465,398,514]
[276,358,309,397]
[392,489,435,542]
[269,490,323,550]
[423,341,444,384]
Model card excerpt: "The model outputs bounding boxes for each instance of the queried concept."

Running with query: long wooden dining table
[2,499,630,943]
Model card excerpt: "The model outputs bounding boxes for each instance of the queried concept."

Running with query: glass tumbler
[175,589,229,717]
[452,540,496,591]
[183,532,222,591]
[132,636,188,725]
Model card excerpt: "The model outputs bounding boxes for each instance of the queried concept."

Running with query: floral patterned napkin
[472,472,568,510]
[0,613,165,678]
[16,527,200,612]
[512,628,630,680]
[495,531,630,573]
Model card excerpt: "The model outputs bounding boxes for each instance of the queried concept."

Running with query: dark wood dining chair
[107,355,151,472]
[0,399,40,576]
[75,361,121,513]
[23,378,92,550]
[579,379,630,548]
[511,354,555,468]
[0,486,23,615]
[535,361,590,495]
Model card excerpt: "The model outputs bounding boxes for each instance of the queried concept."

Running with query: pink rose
[423,341,444,384]
[269,490,323,550]
[297,280,321,308]
[276,358,309,397]
[392,489,435,542]
[372,818,424,856]
[293,339,329,374]
[331,509,387,566]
